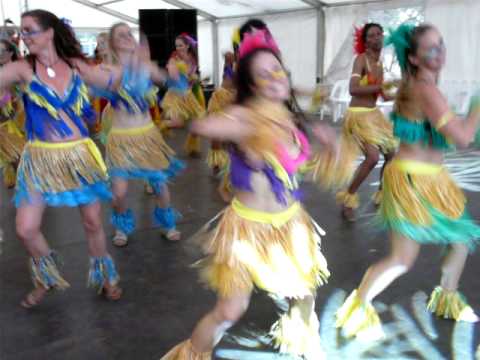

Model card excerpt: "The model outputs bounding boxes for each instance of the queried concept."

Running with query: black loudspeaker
[139,9,197,68]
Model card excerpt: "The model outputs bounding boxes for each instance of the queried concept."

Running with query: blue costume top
[92,66,158,114]
[23,72,95,141]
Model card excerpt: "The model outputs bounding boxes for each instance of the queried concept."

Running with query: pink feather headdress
[238,29,280,60]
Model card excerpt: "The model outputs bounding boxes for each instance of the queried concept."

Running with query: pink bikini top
[276,130,311,175]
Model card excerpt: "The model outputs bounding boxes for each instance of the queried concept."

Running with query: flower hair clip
[180,32,197,49]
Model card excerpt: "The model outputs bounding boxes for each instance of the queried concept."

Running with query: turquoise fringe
[111,209,136,235]
[376,206,480,251]
[390,112,452,150]
[153,206,180,231]
[87,255,119,292]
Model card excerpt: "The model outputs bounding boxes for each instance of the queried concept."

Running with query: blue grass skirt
[14,138,112,208]
[106,122,184,187]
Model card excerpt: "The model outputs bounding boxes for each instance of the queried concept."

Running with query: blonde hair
[108,22,130,65]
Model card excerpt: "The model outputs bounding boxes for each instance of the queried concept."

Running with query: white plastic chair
[327,79,351,123]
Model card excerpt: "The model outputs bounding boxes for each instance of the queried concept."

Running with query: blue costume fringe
[29,252,69,289]
[90,65,158,114]
[153,206,180,231]
[87,255,120,292]
[110,158,185,189]
[14,173,112,208]
[111,209,136,235]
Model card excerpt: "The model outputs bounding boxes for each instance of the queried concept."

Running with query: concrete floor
[1,128,480,360]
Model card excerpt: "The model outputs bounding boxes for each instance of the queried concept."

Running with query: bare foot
[342,206,356,222]
[103,283,122,301]
[21,287,48,308]
[164,229,181,241]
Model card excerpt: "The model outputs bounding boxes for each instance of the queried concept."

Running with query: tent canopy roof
[1,0,388,28]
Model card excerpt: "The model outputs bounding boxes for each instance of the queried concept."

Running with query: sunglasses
[20,29,44,38]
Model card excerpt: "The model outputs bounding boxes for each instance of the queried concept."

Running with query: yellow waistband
[110,122,155,135]
[348,107,378,113]
[392,158,443,175]
[29,138,91,149]
[28,138,107,174]
[231,198,300,227]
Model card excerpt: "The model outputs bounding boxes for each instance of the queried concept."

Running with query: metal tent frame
[9,0,403,84]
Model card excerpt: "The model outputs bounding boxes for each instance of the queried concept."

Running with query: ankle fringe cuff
[427,286,477,321]
[160,339,211,360]
[335,290,384,341]
[336,191,359,209]
[29,252,70,290]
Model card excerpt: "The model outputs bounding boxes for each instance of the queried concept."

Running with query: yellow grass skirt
[207,87,235,114]
[378,158,480,248]
[196,198,330,298]
[106,123,175,172]
[342,107,397,154]
[0,120,25,164]
[162,89,205,123]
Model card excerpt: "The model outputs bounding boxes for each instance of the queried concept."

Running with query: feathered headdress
[384,23,415,72]
[238,29,280,60]
[179,32,197,48]
[353,25,366,55]
[232,28,241,48]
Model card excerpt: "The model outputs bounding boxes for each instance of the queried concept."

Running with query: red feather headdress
[353,25,366,55]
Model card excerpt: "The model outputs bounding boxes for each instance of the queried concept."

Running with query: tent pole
[212,20,219,87]
[316,7,326,82]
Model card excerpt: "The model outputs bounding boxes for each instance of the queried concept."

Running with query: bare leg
[440,244,469,291]
[79,201,108,257]
[111,178,130,247]
[79,201,122,300]
[111,178,129,214]
[190,293,251,352]
[378,150,395,189]
[358,232,420,302]
[16,202,52,306]
[342,143,380,220]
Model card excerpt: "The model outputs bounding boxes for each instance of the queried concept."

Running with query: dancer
[90,32,110,140]
[98,22,184,246]
[336,23,480,341]
[336,23,397,221]
[161,29,334,360]
[206,51,236,176]
[0,9,122,307]
[162,33,205,157]
[0,39,25,189]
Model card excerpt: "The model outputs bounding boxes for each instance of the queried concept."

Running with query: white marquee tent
[1,0,478,93]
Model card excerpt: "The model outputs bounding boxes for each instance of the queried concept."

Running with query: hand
[312,123,337,149]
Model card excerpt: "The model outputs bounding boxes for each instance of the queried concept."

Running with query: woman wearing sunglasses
[336,23,480,341]
[0,9,127,307]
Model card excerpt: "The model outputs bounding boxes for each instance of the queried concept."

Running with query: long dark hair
[239,19,268,41]
[0,39,19,62]
[21,9,86,67]
[235,48,309,134]
[175,34,198,66]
